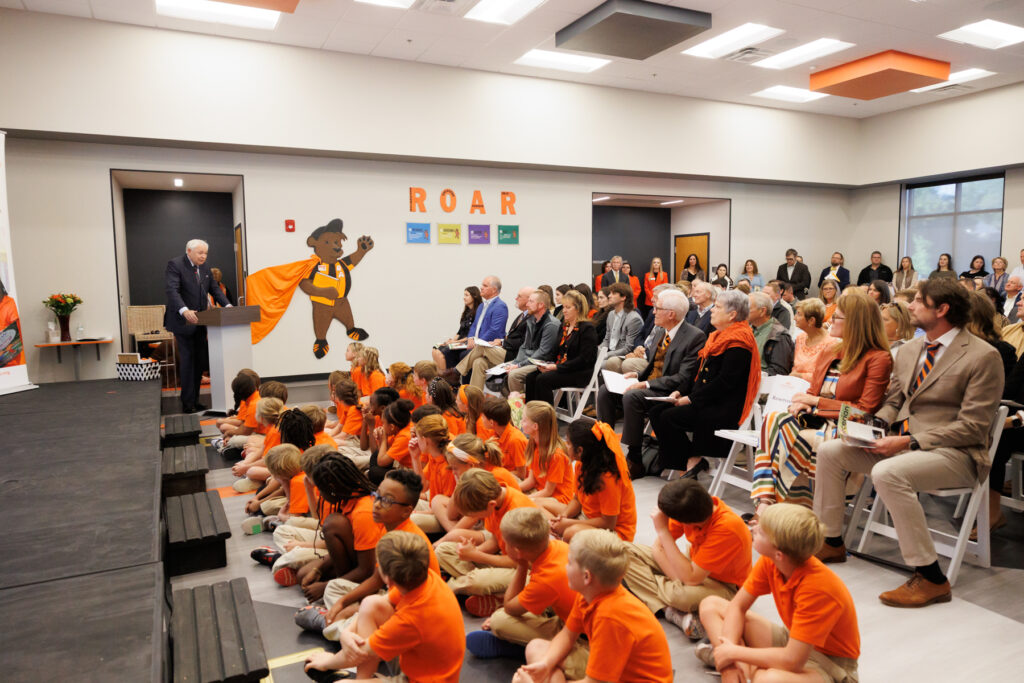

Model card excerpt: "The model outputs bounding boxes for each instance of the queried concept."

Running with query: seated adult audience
[868,279,891,305]
[552,284,570,320]
[1003,297,1024,357]
[507,290,561,393]
[988,351,1024,538]
[981,286,1008,329]
[621,261,642,306]
[711,263,733,290]
[819,279,840,326]
[685,280,716,334]
[750,293,892,520]
[642,257,668,316]
[681,253,706,282]
[605,283,675,375]
[1012,248,1024,282]
[775,248,811,299]
[777,280,798,335]
[595,288,706,479]
[818,251,850,291]
[601,282,643,359]
[431,285,481,371]
[929,252,956,280]
[893,256,919,290]
[791,298,840,382]
[880,301,914,357]
[600,255,626,288]
[573,283,596,318]
[748,292,794,376]
[763,281,792,332]
[650,290,760,478]
[738,259,763,291]
[591,288,611,341]
[1003,275,1022,324]
[856,250,893,286]
[813,278,1004,607]
[967,291,1018,379]
[983,256,1008,296]
[452,276,511,385]
[960,254,989,280]
[524,290,599,404]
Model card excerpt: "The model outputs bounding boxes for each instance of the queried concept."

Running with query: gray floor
[173,382,1024,681]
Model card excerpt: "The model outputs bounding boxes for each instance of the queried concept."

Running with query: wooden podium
[195,306,261,414]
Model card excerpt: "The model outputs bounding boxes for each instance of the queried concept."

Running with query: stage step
[162,444,210,498]
[162,413,202,448]
[171,578,269,683]
[164,491,231,577]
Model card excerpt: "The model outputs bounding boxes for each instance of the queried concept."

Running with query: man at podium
[165,239,231,413]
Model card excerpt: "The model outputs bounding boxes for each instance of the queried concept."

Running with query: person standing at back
[775,248,811,300]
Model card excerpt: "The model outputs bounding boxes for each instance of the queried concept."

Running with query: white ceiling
[6,0,1024,119]
[112,169,242,192]
[591,192,724,207]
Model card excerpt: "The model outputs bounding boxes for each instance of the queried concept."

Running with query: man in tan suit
[813,278,1004,607]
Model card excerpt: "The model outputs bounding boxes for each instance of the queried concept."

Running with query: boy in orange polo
[304,531,464,683]
[622,478,751,640]
[481,397,529,479]
[698,504,860,683]
[515,529,673,683]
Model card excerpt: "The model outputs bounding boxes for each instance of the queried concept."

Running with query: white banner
[0,131,35,395]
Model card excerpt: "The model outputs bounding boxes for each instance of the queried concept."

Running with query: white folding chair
[709,403,764,497]
[553,347,609,423]
[1005,451,1024,513]
[855,405,1007,586]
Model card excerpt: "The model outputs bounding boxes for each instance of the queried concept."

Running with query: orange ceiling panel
[218,0,300,12]
[809,50,950,100]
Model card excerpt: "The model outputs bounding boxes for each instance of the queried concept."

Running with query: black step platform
[165,490,233,576]
[171,578,269,683]
[163,413,202,448]
[163,444,210,497]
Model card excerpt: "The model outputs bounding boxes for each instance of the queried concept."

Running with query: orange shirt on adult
[515,539,576,623]
[485,486,537,555]
[743,555,860,661]
[667,497,752,588]
[565,585,673,683]
[530,446,575,505]
[644,271,668,306]
[369,571,464,683]
[496,425,528,472]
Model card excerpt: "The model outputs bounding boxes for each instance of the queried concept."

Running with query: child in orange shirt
[435,469,537,598]
[458,384,492,439]
[411,359,438,395]
[699,504,860,683]
[346,341,365,390]
[231,397,285,488]
[326,369,346,414]
[325,378,362,442]
[481,396,529,479]
[241,409,318,521]
[515,529,673,683]
[426,377,466,436]
[431,431,521,535]
[353,346,386,398]
[549,420,636,542]
[358,387,399,455]
[298,403,337,449]
[467,508,587,678]
[368,398,414,485]
[215,372,261,453]
[520,401,575,509]
[215,368,259,435]
[622,478,751,641]
[407,414,453,533]
[304,530,464,683]
[388,361,425,408]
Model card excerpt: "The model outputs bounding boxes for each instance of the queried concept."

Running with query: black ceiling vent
[556,0,712,61]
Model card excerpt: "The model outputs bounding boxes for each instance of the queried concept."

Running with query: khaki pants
[435,541,515,595]
[771,624,859,682]
[260,496,287,516]
[508,365,539,393]
[337,441,371,471]
[322,578,387,641]
[622,543,737,613]
[814,440,976,567]
[490,608,589,679]
[270,524,324,571]
[603,356,648,374]
[456,345,509,389]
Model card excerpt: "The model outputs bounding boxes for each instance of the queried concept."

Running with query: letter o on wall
[440,188,457,213]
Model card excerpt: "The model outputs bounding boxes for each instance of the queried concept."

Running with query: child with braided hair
[242,408,316,519]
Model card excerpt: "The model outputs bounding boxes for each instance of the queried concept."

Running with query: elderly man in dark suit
[775,248,812,299]
[165,239,231,413]
[596,288,706,479]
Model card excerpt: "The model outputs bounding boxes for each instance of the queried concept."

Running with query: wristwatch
[908,435,921,451]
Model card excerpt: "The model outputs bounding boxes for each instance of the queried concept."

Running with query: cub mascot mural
[247,219,374,358]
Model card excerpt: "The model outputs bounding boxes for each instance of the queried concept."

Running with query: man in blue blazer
[454,275,509,381]
[165,239,231,413]
[818,251,851,291]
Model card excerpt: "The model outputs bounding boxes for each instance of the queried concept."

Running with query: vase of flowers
[43,293,83,342]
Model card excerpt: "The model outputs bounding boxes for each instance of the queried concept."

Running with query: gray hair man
[748,292,793,376]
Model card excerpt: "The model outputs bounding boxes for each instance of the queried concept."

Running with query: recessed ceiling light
[353,0,416,8]
[466,0,546,26]
[682,23,785,59]
[174,178,184,187]
[911,68,996,92]
[515,49,610,74]
[752,86,829,103]
[660,199,685,205]
[155,0,281,30]
[938,19,1024,50]
[593,196,611,202]
[753,38,855,69]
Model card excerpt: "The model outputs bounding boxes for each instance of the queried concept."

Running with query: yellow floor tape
[260,646,325,682]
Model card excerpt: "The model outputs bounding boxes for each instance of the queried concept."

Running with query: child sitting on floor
[304,530,464,683]
[458,384,491,439]
[241,410,316,525]
[215,368,259,433]
[481,396,529,480]
[326,369,346,414]
[232,397,284,486]
[514,529,673,683]
[698,504,860,683]
[519,401,575,511]
[325,379,362,443]
[214,371,260,452]
[426,378,466,436]
[388,361,424,408]
[367,398,414,485]
[299,404,337,448]
[353,346,386,398]
[407,413,452,533]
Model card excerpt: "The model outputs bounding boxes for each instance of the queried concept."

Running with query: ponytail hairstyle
[447,432,504,469]
[389,361,423,400]
[524,401,565,476]
[415,414,451,453]
[383,398,415,432]
[277,408,316,450]
[231,371,259,408]
[459,384,485,434]
[347,342,365,365]
[358,346,382,375]
[333,378,359,407]
[255,397,285,428]
[427,377,462,419]
[369,387,400,413]
[566,419,620,496]
[310,452,377,519]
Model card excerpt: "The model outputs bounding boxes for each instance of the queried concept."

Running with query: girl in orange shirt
[408,414,456,529]
[427,378,466,436]
[345,341,365,390]
[369,398,414,485]
[457,384,492,439]
[354,347,386,398]
[325,379,361,442]
[388,361,424,408]
[232,397,285,486]
[520,401,575,511]
[550,420,637,542]
[326,369,347,415]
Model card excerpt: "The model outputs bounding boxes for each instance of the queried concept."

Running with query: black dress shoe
[181,404,197,413]
[194,402,208,411]
[627,459,647,480]
[680,458,710,479]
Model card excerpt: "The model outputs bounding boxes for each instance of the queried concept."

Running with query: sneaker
[233,478,260,493]
[274,566,299,587]
[694,639,715,668]
[465,594,503,618]
[294,605,328,632]
[240,517,264,535]
[465,630,526,660]
[211,437,225,450]
[664,607,705,641]
[250,546,281,567]
[304,668,353,682]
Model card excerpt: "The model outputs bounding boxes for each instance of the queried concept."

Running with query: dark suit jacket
[553,321,599,375]
[165,254,230,336]
[685,307,712,335]
[856,264,894,285]
[600,269,627,289]
[687,347,753,427]
[775,262,812,298]
[502,310,530,361]
[817,266,850,291]
[1007,292,1022,324]
[640,322,706,394]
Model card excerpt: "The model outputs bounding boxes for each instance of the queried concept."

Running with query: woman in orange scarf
[650,289,760,478]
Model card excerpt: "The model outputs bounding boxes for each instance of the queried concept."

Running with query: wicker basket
[116,358,161,381]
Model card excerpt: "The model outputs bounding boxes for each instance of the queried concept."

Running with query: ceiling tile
[89,0,157,25]
[322,19,392,54]
[24,0,91,18]
[370,27,440,61]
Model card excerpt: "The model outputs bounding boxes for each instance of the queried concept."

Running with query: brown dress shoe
[815,543,847,564]
[879,573,952,608]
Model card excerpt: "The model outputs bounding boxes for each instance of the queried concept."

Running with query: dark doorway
[592,205,671,306]
[122,190,237,306]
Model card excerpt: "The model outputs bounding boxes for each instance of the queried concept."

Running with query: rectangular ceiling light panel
[939,19,1024,50]
[515,49,611,73]
[753,38,854,69]
[353,0,417,9]
[682,22,785,59]
[156,0,282,28]
[752,85,828,103]
[809,50,949,100]
[217,0,298,11]
[465,0,546,25]
[911,68,996,93]
[556,0,711,61]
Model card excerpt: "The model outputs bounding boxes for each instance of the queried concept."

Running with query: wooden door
[674,233,709,282]
[233,224,245,304]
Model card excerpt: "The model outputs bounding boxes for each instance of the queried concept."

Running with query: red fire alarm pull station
[285,219,295,232]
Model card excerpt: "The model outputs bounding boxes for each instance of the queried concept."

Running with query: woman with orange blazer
[642,257,668,316]
[750,291,892,519]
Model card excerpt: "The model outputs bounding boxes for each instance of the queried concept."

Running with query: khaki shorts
[771,624,859,683]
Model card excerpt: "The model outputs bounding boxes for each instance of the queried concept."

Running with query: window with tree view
[901,175,1004,277]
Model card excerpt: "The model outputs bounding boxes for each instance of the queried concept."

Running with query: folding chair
[855,405,1007,586]
[1005,451,1024,513]
[552,347,608,423]
[708,403,763,497]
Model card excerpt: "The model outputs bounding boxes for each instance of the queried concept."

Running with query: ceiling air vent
[415,0,476,16]
[929,84,974,95]
[723,47,774,63]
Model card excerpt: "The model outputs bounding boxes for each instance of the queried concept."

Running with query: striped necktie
[897,342,941,435]
[660,333,671,353]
